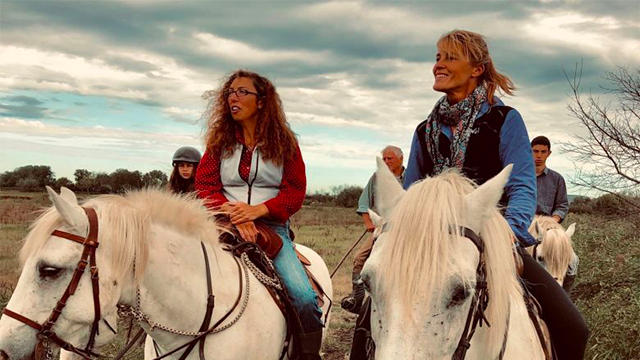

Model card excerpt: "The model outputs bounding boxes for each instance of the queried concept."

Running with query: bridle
[2,207,103,360]
[375,223,506,360]
[451,226,492,360]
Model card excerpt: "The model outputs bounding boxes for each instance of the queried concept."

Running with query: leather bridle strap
[148,254,244,360]
[451,226,490,360]
[1,207,102,360]
[177,241,216,360]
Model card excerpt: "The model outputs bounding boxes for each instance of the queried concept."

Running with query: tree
[110,169,143,193]
[74,169,94,192]
[142,170,168,188]
[0,165,54,189]
[563,65,640,212]
[335,185,363,208]
[55,177,74,190]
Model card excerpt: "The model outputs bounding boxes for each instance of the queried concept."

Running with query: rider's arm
[403,126,427,190]
[263,145,306,222]
[195,149,229,210]
[553,175,569,223]
[499,109,537,247]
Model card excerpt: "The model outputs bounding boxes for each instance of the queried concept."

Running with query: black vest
[416,105,512,186]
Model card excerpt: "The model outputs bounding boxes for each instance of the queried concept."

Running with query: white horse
[528,216,578,287]
[0,187,332,360]
[359,159,545,360]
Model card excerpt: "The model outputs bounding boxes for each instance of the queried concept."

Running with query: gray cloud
[0,95,47,119]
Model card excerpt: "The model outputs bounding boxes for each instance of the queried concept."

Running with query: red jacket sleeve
[195,149,229,210]
[264,145,306,222]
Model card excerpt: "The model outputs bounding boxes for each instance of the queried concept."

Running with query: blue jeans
[268,221,324,333]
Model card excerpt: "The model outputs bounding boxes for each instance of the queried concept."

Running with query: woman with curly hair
[195,70,323,360]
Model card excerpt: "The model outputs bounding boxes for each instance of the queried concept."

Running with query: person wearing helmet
[169,146,201,194]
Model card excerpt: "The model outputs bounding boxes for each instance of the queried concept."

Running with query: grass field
[1,191,639,359]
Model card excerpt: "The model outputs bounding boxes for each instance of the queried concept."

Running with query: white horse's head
[0,187,127,360]
[528,216,577,285]
[361,159,518,359]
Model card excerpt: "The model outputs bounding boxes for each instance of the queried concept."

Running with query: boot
[298,330,323,360]
[341,274,365,314]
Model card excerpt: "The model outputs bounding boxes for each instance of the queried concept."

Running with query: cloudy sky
[0,0,638,193]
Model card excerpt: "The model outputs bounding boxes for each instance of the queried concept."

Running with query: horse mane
[20,188,221,284]
[374,170,519,347]
[529,216,574,280]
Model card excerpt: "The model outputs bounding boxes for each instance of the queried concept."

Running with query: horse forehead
[37,233,85,265]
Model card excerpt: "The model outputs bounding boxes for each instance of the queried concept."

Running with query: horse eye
[537,256,545,262]
[447,284,470,308]
[38,264,62,279]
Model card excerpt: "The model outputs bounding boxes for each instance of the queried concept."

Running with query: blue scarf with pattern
[423,86,487,175]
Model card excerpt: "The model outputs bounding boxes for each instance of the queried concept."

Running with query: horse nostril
[0,349,9,360]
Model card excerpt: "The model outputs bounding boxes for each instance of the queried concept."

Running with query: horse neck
[119,222,239,347]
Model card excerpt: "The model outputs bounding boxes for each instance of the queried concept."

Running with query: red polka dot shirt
[195,131,306,222]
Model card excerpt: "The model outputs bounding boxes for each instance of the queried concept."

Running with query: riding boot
[298,330,323,360]
[341,272,365,314]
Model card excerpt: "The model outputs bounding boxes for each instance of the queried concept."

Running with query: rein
[2,207,103,360]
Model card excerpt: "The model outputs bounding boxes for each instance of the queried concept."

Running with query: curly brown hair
[202,70,298,165]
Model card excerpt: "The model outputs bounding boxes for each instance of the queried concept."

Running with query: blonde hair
[437,30,516,104]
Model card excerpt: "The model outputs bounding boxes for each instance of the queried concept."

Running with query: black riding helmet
[172,146,201,166]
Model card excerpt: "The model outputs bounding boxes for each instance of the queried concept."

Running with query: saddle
[216,217,326,309]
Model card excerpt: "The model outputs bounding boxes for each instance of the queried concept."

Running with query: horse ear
[59,187,79,205]
[46,186,88,233]
[375,157,405,219]
[532,220,545,242]
[368,209,382,227]
[566,223,576,237]
[464,164,513,233]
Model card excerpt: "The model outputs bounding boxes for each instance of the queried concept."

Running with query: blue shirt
[404,98,537,246]
[536,167,569,222]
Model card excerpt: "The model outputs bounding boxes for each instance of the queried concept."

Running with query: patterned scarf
[423,86,487,175]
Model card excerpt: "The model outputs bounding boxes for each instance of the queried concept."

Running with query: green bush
[335,185,363,208]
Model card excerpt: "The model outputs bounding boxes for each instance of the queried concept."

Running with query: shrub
[334,186,363,208]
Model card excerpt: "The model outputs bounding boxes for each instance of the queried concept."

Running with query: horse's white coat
[361,164,545,360]
[0,188,332,360]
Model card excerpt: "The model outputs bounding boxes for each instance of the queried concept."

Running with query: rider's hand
[363,217,376,232]
[219,202,235,214]
[552,215,562,223]
[235,221,259,243]
[229,202,269,224]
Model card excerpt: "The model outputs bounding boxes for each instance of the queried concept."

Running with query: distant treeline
[0,165,168,193]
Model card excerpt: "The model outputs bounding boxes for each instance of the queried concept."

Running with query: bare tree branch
[562,64,640,197]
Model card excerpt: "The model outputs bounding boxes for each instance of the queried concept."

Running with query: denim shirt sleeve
[357,174,374,214]
[403,129,426,190]
[499,109,537,247]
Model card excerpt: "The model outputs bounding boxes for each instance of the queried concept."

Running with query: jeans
[268,221,324,333]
